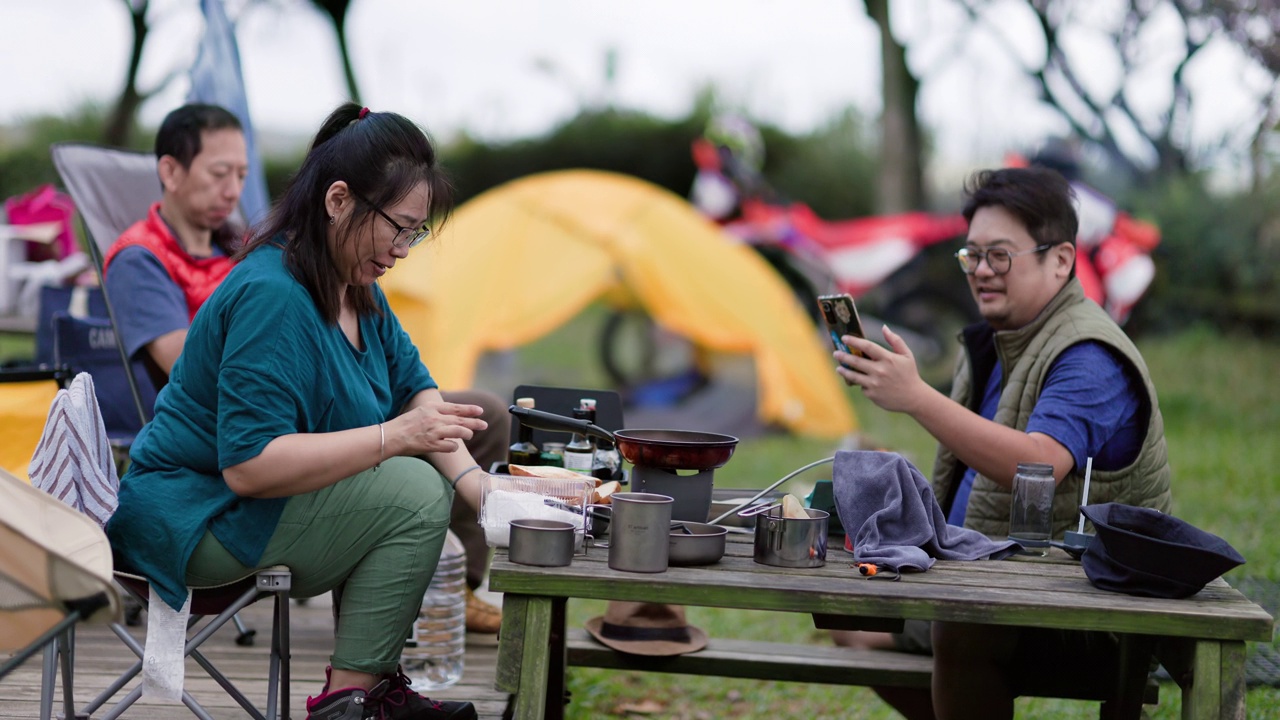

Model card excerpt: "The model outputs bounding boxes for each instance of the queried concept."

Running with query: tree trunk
[334,19,361,104]
[103,0,148,146]
[866,0,924,213]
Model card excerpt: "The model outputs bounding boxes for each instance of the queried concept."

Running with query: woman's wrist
[450,464,483,487]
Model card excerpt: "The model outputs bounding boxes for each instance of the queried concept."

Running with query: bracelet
[450,464,482,487]
[375,423,385,470]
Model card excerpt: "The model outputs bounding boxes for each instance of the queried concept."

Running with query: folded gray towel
[833,450,1018,572]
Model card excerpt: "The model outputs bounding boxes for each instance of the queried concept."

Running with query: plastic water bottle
[402,530,466,690]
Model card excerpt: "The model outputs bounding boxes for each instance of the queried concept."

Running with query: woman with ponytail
[107,103,482,720]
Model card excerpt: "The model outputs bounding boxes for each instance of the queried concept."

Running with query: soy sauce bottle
[508,397,541,467]
[562,407,595,474]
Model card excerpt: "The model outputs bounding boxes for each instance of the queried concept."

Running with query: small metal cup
[508,519,578,567]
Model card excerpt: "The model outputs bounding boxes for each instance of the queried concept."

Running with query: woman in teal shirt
[107,104,484,720]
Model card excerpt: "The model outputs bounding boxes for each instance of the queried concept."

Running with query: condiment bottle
[592,435,622,482]
[562,407,595,474]
[508,397,541,467]
[540,442,566,467]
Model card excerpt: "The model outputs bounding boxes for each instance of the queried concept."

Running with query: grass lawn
[504,309,1279,719]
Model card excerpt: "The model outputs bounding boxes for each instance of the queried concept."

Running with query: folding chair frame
[60,567,292,720]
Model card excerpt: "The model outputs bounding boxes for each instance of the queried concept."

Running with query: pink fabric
[4,184,79,262]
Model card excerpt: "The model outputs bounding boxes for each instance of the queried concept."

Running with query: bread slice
[781,494,810,519]
[591,480,621,505]
[508,463,601,486]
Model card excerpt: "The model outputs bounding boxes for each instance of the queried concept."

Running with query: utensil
[1063,456,1095,552]
[606,492,674,573]
[508,519,579,567]
[509,405,739,471]
[708,456,834,526]
[753,507,829,568]
[667,522,728,566]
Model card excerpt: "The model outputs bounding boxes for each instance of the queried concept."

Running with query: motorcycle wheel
[879,287,977,393]
[599,248,821,399]
[598,309,697,393]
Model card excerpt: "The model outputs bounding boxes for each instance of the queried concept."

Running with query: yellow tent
[383,169,855,438]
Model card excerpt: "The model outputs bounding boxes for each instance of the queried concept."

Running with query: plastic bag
[478,473,594,547]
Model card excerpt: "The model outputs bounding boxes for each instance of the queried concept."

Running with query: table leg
[545,598,568,720]
[1181,640,1247,720]
[497,594,555,720]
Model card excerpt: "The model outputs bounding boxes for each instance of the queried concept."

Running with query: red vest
[104,203,236,321]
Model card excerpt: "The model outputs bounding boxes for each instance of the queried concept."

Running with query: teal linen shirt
[106,243,437,610]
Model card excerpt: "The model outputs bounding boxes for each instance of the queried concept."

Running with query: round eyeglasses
[955,243,1054,276]
[351,190,431,249]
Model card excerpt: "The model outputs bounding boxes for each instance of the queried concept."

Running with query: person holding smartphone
[830,167,1172,720]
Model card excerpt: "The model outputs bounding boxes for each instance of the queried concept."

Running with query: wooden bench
[565,629,1159,706]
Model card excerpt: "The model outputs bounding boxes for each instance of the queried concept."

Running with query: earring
[329,215,336,225]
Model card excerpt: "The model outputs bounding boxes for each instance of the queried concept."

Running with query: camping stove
[630,464,718,523]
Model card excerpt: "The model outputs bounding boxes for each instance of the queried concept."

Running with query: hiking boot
[464,586,502,634]
[305,685,377,720]
[368,667,478,720]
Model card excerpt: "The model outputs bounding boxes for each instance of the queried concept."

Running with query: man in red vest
[104,103,505,634]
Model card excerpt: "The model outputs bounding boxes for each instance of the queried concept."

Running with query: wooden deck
[0,592,512,719]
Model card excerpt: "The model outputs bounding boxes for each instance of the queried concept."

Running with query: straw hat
[584,602,708,656]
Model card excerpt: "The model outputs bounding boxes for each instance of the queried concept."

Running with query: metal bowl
[668,522,728,566]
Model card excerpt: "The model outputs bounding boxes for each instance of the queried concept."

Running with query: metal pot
[509,405,738,470]
[668,522,728,566]
[751,508,829,568]
[508,519,578,567]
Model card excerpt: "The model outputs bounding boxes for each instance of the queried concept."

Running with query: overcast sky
[0,0,1271,184]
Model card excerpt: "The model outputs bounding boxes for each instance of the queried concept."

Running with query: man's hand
[386,400,488,457]
[834,325,930,414]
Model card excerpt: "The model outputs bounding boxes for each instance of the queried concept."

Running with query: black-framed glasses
[351,190,431,249]
[955,243,1054,276]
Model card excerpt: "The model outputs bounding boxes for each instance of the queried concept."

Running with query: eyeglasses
[351,190,431,249]
[955,243,1054,276]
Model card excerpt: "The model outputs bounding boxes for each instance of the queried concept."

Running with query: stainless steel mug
[607,492,674,573]
[753,507,829,568]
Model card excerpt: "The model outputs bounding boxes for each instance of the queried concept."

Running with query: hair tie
[358,107,370,119]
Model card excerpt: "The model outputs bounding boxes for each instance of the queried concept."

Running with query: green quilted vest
[931,279,1172,538]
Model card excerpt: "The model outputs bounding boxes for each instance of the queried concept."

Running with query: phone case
[817,294,865,357]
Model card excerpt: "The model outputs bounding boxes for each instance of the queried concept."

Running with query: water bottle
[402,530,466,690]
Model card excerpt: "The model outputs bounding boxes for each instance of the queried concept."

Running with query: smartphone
[817,293,866,358]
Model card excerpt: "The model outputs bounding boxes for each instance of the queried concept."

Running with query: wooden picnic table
[490,535,1274,720]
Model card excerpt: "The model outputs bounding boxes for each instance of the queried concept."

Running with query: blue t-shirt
[105,243,437,609]
[105,244,222,360]
[946,341,1143,526]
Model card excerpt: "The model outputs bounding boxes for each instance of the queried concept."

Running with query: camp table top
[490,534,1273,720]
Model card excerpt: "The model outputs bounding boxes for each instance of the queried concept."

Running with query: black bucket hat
[1079,503,1245,599]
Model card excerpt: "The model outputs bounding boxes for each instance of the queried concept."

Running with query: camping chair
[29,372,293,720]
[48,143,161,437]
[0,465,121,720]
[49,142,261,645]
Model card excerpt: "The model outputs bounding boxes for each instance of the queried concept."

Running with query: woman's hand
[384,400,488,458]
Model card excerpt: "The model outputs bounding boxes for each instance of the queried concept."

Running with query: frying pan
[508,405,738,471]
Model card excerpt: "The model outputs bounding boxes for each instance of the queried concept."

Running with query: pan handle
[508,405,616,443]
